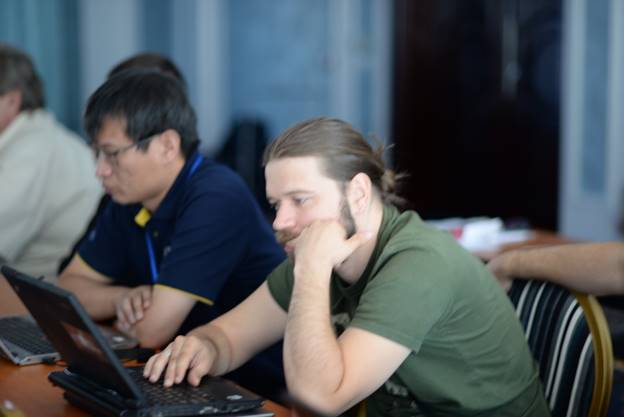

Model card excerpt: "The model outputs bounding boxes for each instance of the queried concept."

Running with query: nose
[272,203,295,231]
[95,155,113,178]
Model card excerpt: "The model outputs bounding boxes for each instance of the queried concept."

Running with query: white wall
[77,0,391,155]
[79,0,142,107]
[328,0,392,152]
[560,0,624,240]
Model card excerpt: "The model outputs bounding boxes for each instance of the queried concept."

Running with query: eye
[293,197,310,206]
[269,201,280,212]
[95,147,117,158]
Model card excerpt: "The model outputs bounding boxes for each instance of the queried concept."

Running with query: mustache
[275,230,298,246]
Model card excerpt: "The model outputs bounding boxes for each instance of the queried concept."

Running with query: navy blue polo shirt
[78,151,285,334]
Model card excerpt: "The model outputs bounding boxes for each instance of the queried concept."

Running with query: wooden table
[0,274,289,417]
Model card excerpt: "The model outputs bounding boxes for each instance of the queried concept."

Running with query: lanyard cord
[145,232,159,284]
[145,154,204,283]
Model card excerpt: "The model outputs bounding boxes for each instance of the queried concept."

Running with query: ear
[5,90,22,116]
[347,173,372,214]
[157,129,182,162]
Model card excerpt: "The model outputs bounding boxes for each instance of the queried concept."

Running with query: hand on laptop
[143,335,215,387]
[115,285,152,331]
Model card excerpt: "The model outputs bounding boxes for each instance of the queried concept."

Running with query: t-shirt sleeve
[349,249,454,353]
[155,186,256,304]
[266,259,294,312]
[77,202,128,280]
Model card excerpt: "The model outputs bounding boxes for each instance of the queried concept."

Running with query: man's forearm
[131,319,176,349]
[284,262,345,405]
[57,274,130,320]
[501,243,624,295]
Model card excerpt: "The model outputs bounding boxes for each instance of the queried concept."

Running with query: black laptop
[0,313,138,366]
[2,266,268,417]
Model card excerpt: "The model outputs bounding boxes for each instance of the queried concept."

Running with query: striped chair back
[509,279,613,417]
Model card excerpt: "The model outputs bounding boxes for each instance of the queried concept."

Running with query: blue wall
[228,0,330,138]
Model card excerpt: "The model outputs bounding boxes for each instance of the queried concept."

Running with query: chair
[508,279,614,417]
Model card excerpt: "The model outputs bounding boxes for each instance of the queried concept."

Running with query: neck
[335,200,384,284]
[142,157,186,212]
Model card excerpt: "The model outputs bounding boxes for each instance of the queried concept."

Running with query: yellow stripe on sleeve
[154,284,215,306]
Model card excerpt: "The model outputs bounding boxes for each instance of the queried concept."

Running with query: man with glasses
[56,52,188,275]
[0,44,101,279]
[57,69,285,399]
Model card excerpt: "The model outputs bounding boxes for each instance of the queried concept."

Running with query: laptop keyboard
[0,317,54,354]
[126,367,218,405]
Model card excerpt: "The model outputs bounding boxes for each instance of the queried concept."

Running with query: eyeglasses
[93,133,159,167]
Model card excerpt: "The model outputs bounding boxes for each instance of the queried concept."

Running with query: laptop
[0,313,139,366]
[0,314,60,365]
[2,266,268,417]
[0,271,138,366]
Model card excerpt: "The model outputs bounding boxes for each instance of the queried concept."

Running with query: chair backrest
[508,279,613,417]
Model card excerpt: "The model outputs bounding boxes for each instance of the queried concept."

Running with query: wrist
[193,325,230,376]
[499,251,518,275]
[294,259,333,281]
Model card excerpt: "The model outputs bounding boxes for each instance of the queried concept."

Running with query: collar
[133,151,203,228]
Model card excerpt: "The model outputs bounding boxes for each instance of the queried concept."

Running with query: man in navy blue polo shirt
[57,69,285,398]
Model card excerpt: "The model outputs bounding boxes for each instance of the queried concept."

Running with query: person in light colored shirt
[0,43,101,279]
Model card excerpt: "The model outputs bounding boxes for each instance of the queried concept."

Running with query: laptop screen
[2,266,144,402]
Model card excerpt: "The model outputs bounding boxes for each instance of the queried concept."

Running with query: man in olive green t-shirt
[143,117,550,417]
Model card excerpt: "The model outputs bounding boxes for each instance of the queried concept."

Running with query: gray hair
[0,44,45,110]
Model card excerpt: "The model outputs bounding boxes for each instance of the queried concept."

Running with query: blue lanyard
[145,232,159,284]
[145,154,204,283]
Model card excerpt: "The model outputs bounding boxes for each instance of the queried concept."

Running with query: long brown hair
[263,117,405,207]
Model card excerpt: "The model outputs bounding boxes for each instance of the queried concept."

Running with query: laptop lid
[1,266,145,403]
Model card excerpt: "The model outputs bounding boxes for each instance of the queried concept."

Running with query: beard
[275,229,298,247]
[340,196,356,238]
[274,195,357,249]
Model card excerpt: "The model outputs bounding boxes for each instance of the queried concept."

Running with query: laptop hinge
[62,368,144,409]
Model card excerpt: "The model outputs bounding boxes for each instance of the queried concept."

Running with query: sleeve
[265,259,294,311]
[155,183,260,304]
[349,249,454,353]
[77,202,129,280]
[0,138,52,263]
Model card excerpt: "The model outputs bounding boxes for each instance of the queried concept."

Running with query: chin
[109,193,133,206]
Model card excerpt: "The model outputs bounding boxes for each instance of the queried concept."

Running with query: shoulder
[13,111,93,165]
[1,112,88,171]
[380,209,461,263]
[18,111,84,144]
[370,208,486,291]
[190,160,250,193]
[184,159,259,214]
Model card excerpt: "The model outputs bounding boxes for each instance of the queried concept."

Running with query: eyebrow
[266,189,315,202]
[94,138,131,149]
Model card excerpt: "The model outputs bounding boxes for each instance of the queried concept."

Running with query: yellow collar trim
[134,207,152,228]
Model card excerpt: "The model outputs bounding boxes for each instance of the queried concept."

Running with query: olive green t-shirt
[267,205,550,417]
